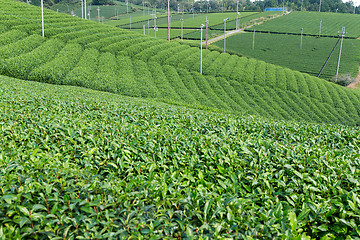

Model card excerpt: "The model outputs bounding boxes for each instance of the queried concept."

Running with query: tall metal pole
[301,0,303,11]
[97,7,100,23]
[200,24,204,74]
[224,18,228,53]
[193,3,194,18]
[336,26,347,80]
[300,28,303,49]
[236,1,239,29]
[148,19,150,34]
[319,19,322,37]
[167,0,170,41]
[143,25,145,35]
[81,0,84,18]
[205,20,209,49]
[252,29,255,49]
[180,17,183,41]
[130,16,131,29]
[319,0,321,12]
[154,15,157,37]
[41,0,44,37]
[126,0,128,14]
[84,0,87,19]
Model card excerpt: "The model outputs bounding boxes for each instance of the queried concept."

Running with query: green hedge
[229,57,248,82]
[148,62,183,102]
[162,65,198,104]
[150,44,190,65]
[265,64,277,88]
[191,72,230,110]
[217,55,239,79]
[28,43,83,84]
[294,71,310,97]
[305,75,322,101]
[284,68,298,93]
[132,59,159,98]
[203,52,230,77]
[241,58,257,85]
[134,42,180,62]
[1,39,65,79]
[116,56,141,97]
[122,39,165,57]
[274,66,287,91]
[0,30,27,47]
[177,69,214,108]
[64,48,99,88]
[254,60,267,86]
[101,37,148,55]
[0,34,44,60]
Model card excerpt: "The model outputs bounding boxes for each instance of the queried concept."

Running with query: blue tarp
[265,8,284,11]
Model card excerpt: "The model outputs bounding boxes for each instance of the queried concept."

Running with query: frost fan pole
[167,0,170,41]
[41,0,44,37]
[223,18,228,53]
[300,28,303,49]
[252,29,255,49]
[200,24,204,74]
[84,0,87,19]
[336,26,347,80]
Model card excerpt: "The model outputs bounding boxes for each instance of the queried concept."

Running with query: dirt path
[347,63,360,89]
[202,11,290,45]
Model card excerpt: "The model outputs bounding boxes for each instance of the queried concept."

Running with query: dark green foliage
[305,75,322,101]
[1,39,65,79]
[203,52,230,77]
[116,56,142,97]
[284,68,298,93]
[0,34,44,60]
[162,65,198,104]
[254,60,267,86]
[229,57,248,82]
[323,83,346,110]
[191,72,230,110]
[134,42,180,62]
[102,37,148,55]
[28,43,83,84]
[275,66,287,91]
[64,48,99,88]
[167,47,200,68]
[121,39,165,57]
[178,69,214,108]
[294,71,310,97]
[0,30,27,47]
[217,55,239,79]
[149,44,190,65]
[148,62,183,103]
[93,52,119,93]
[241,58,257,84]
[265,64,277,88]
[132,59,159,98]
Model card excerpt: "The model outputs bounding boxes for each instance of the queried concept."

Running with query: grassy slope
[214,32,360,79]
[1,75,360,239]
[1,0,360,126]
[247,11,360,38]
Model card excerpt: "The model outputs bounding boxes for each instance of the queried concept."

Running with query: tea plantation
[214,32,360,79]
[2,75,360,239]
[2,0,360,126]
[247,11,360,38]
[1,0,360,238]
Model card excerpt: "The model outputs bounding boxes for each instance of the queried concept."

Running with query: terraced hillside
[1,0,360,126]
[247,11,360,38]
[1,75,360,239]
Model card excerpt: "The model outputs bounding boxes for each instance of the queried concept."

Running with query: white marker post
[200,24,205,74]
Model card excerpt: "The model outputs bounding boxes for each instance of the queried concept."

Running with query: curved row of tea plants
[1,75,360,239]
[1,0,360,126]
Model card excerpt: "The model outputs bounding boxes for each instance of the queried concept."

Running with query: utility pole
[143,25,145,35]
[167,0,170,41]
[178,4,179,13]
[319,19,322,37]
[192,3,194,18]
[41,0,44,37]
[301,0,303,11]
[97,7,100,23]
[253,29,255,49]
[148,19,150,34]
[81,0,84,18]
[205,20,209,49]
[319,0,321,12]
[222,0,224,13]
[130,16,131,29]
[126,0,128,14]
[236,1,239,29]
[200,24,205,74]
[300,28,303,49]
[180,17,184,41]
[223,18,228,53]
[84,0,87,19]
[336,26,347,80]
[143,0,145,15]
[117,10,119,20]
